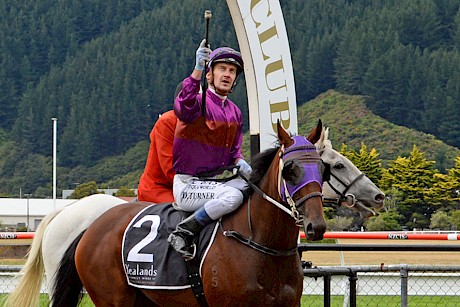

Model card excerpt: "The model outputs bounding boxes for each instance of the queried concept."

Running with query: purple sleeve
[231,107,244,163]
[174,76,202,123]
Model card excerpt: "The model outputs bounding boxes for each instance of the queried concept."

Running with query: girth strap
[185,257,209,307]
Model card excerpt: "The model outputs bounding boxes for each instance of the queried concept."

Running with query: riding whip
[201,10,212,117]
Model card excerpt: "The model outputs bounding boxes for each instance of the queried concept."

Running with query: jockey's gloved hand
[195,39,212,71]
[237,159,252,177]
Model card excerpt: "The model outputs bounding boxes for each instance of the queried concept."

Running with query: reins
[220,197,298,257]
[220,142,323,257]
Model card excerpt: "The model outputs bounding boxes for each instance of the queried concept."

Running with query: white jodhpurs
[173,174,247,220]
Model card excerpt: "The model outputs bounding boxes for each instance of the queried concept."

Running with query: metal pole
[26,197,29,231]
[52,118,57,210]
[342,277,350,307]
[348,273,357,307]
[400,264,408,307]
[23,194,31,231]
[324,273,331,307]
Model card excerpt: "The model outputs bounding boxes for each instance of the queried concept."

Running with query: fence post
[400,264,408,307]
[324,273,331,307]
[342,277,350,307]
[348,273,357,307]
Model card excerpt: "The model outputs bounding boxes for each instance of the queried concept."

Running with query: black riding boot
[168,214,205,260]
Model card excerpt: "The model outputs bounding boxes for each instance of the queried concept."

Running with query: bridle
[277,141,323,224]
[221,137,323,257]
[321,159,366,208]
[238,138,323,225]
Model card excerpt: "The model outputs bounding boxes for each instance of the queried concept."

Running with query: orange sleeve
[137,111,177,203]
[153,111,177,183]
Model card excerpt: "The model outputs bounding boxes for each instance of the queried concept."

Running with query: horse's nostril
[375,194,385,203]
[305,222,327,241]
[306,223,314,235]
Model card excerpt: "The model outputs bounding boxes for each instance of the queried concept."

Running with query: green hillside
[246,90,460,170]
[297,90,460,170]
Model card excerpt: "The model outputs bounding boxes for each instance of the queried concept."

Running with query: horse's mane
[249,146,280,188]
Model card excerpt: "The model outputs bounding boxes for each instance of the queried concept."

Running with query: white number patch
[127,215,161,262]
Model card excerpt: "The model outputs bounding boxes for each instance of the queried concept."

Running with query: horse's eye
[282,160,304,185]
[334,162,345,170]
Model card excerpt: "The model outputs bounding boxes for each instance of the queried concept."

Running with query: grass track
[1,294,458,306]
[301,295,460,306]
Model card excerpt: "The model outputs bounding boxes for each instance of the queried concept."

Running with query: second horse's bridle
[321,161,366,207]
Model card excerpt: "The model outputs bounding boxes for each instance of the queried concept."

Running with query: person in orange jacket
[137,83,181,203]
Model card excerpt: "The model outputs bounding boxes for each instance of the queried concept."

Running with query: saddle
[121,203,216,289]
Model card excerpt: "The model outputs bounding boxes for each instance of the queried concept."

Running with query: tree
[334,18,369,94]
[394,0,443,50]
[430,211,451,230]
[69,181,101,199]
[363,44,414,123]
[407,212,431,230]
[364,210,403,231]
[326,216,353,231]
[425,156,460,208]
[340,143,383,182]
[449,210,460,230]
[114,186,136,197]
[302,33,337,101]
[438,54,460,148]
[379,145,439,224]
[454,8,460,48]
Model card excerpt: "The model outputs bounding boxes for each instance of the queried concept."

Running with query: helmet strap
[229,80,237,93]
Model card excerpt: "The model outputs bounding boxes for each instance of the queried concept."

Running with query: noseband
[322,160,366,207]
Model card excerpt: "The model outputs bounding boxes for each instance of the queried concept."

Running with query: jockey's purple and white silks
[173,76,244,176]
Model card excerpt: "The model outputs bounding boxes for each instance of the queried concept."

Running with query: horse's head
[316,127,385,218]
[277,119,327,241]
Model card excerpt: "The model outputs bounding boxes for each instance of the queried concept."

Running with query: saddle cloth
[121,203,217,290]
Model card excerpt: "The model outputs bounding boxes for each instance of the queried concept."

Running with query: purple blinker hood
[280,136,322,201]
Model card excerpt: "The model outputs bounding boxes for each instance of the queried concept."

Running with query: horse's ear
[315,126,326,151]
[277,120,292,146]
[306,119,322,144]
[323,127,332,149]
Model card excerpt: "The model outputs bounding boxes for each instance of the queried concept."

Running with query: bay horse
[52,121,326,306]
[3,125,384,307]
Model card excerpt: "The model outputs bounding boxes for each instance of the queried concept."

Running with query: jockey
[168,41,252,259]
[137,83,182,203]
[137,110,176,203]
